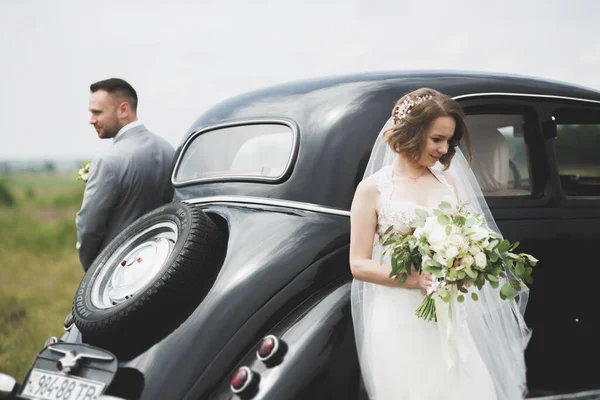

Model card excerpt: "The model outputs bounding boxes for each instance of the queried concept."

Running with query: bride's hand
[417,273,435,294]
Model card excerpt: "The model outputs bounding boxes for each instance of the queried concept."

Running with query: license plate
[21,368,105,400]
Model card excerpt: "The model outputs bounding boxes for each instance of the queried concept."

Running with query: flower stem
[416,294,437,321]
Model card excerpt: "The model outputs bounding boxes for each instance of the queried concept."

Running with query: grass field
[0,172,84,381]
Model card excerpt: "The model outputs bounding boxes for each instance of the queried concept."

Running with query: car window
[173,123,296,184]
[463,114,532,197]
[554,121,600,197]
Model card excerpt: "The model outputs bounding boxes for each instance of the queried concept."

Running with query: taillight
[256,334,287,366]
[44,336,59,347]
[230,366,254,394]
[256,335,279,362]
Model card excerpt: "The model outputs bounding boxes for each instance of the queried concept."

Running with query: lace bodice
[373,166,456,237]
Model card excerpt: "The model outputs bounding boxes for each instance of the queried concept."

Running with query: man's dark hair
[90,78,138,111]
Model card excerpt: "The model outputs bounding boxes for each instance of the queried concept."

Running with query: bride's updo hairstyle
[383,88,472,169]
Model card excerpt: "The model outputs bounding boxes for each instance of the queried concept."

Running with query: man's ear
[117,102,131,119]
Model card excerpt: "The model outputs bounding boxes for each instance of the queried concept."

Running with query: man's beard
[103,122,123,139]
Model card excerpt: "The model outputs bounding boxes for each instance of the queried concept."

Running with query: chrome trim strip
[171,118,300,187]
[528,389,600,400]
[453,92,600,105]
[184,196,351,217]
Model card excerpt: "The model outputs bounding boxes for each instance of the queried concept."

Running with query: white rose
[448,233,465,248]
[429,227,446,247]
[433,252,447,266]
[461,254,474,268]
[80,172,89,182]
[471,226,490,242]
[445,246,459,259]
[431,242,446,254]
[475,252,487,268]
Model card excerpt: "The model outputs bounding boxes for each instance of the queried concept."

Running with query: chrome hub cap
[90,221,178,309]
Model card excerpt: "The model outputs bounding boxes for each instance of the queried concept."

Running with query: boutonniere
[77,160,90,184]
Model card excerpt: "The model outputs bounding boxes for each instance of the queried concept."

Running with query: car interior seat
[463,123,529,197]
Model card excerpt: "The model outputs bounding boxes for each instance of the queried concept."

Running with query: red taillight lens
[258,337,274,358]
[256,335,279,362]
[230,366,253,393]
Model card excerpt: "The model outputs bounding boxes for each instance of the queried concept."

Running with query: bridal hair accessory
[393,94,433,125]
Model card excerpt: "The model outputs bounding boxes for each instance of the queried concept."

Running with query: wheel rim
[90,221,178,310]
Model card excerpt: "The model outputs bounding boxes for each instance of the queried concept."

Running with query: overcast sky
[1,0,599,160]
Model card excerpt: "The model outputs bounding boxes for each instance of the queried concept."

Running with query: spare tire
[72,201,226,358]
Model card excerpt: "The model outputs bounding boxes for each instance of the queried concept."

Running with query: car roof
[187,70,600,126]
[174,71,600,209]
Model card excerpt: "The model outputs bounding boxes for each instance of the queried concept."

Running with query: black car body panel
[117,205,351,399]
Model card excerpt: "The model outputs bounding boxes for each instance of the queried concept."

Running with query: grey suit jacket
[76,124,175,271]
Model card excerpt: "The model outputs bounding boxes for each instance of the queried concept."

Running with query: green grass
[0,173,84,381]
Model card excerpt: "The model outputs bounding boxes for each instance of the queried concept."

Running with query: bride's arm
[349,178,431,290]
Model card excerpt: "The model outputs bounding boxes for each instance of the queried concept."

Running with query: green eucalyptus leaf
[501,283,514,298]
[410,219,425,228]
[437,215,450,225]
[457,294,465,303]
[466,269,477,279]
[486,240,499,251]
[510,280,522,291]
[497,240,511,254]
[506,259,514,269]
[490,280,499,289]
[524,254,538,266]
[439,201,452,210]
[439,287,450,301]
[515,261,525,276]
[446,225,452,236]
[486,274,499,282]
[471,292,479,301]
[415,209,429,219]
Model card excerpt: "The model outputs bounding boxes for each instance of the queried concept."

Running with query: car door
[456,95,584,395]
[536,98,600,391]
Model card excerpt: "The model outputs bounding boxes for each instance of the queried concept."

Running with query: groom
[76,78,175,271]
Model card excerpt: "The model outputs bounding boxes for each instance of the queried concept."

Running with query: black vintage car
[2,71,600,400]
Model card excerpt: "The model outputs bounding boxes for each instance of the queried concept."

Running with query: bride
[349,88,531,399]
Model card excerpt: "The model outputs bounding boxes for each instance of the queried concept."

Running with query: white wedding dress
[351,166,498,400]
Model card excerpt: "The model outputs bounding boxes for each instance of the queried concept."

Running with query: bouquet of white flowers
[76,160,90,184]
[378,201,538,321]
